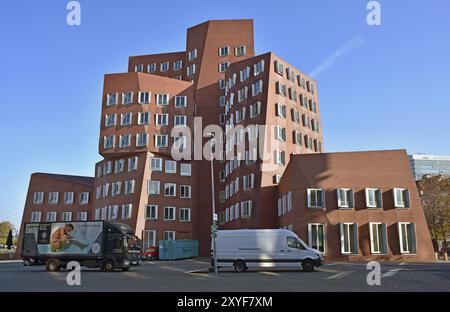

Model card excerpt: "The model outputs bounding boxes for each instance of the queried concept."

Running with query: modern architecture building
[409,154,450,181]
[17,19,435,261]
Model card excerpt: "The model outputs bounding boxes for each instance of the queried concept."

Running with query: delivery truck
[22,221,141,272]
[212,229,323,272]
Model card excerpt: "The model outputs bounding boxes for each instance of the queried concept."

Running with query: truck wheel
[101,260,115,272]
[233,260,248,273]
[46,259,61,272]
[302,259,315,272]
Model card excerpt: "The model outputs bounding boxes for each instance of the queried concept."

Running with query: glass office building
[409,154,450,180]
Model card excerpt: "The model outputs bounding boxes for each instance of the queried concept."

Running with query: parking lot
[0,259,449,292]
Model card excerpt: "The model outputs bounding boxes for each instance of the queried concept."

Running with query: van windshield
[287,237,306,250]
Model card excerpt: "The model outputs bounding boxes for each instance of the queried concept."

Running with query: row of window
[283,222,417,255]
[96,180,136,199]
[147,181,191,198]
[224,80,264,115]
[30,211,88,222]
[32,192,89,205]
[275,81,317,113]
[134,60,183,74]
[221,173,255,201]
[93,205,192,222]
[277,188,411,215]
[274,60,315,95]
[275,102,319,131]
[219,200,253,223]
[97,157,192,178]
[103,134,188,150]
[218,45,247,57]
[105,112,189,128]
[143,229,176,246]
[106,92,187,107]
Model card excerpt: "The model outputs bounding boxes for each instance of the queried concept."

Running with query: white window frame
[369,222,388,254]
[122,92,133,105]
[180,163,191,176]
[164,231,176,241]
[61,212,72,222]
[218,46,229,56]
[340,222,358,255]
[160,61,169,72]
[148,180,160,195]
[138,112,150,125]
[121,204,132,220]
[79,192,89,205]
[146,205,158,220]
[31,211,41,222]
[106,93,118,106]
[46,211,57,222]
[308,223,326,253]
[78,211,88,221]
[175,96,187,108]
[48,192,59,204]
[180,185,191,199]
[164,207,176,221]
[165,160,177,174]
[365,188,382,208]
[136,133,148,147]
[164,183,176,197]
[33,192,44,204]
[64,192,74,205]
[337,188,354,208]
[398,222,417,254]
[150,157,163,171]
[138,91,150,104]
[307,188,325,209]
[156,94,169,106]
[180,208,191,222]
[155,135,168,148]
[393,188,410,208]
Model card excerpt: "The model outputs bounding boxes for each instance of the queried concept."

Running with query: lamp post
[207,133,218,274]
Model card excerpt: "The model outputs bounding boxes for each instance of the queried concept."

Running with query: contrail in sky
[309,36,365,78]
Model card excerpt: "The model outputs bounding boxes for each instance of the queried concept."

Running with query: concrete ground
[0,258,449,292]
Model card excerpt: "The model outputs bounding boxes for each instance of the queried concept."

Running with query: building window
[106,205,118,220]
[398,222,417,254]
[155,135,168,148]
[249,101,261,118]
[218,62,230,72]
[120,112,132,126]
[365,188,382,208]
[340,223,358,254]
[115,159,124,173]
[275,103,286,118]
[243,174,255,191]
[143,230,156,250]
[173,60,183,71]
[254,59,265,76]
[105,114,116,127]
[31,211,41,222]
[124,180,135,195]
[151,157,163,171]
[175,96,187,108]
[275,82,287,97]
[46,211,57,222]
[308,224,326,253]
[148,181,160,195]
[63,192,73,205]
[240,66,250,82]
[112,181,122,197]
[369,222,387,254]
[164,183,176,197]
[174,115,187,127]
[218,46,229,56]
[147,63,157,73]
[122,92,133,105]
[155,114,169,126]
[160,62,169,72]
[275,125,286,142]
[337,188,354,208]
[102,183,110,198]
[180,163,191,176]
[235,45,246,57]
[146,205,158,220]
[307,189,325,209]
[122,204,132,220]
[273,175,282,184]
[33,192,44,204]
[180,185,191,199]
[128,156,138,172]
[136,133,148,147]
[274,150,285,166]
[138,91,150,104]
[103,161,113,175]
[119,134,131,148]
[164,231,175,240]
[48,192,59,204]
[138,112,150,125]
[156,94,169,106]
[188,49,197,61]
[218,79,226,89]
[164,207,176,221]
[180,208,191,222]
[251,80,263,96]
[104,135,115,149]
[293,130,302,146]
[79,192,89,204]
[187,64,196,76]
[61,212,72,222]
[393,188,410,208]
[274,60,284,76]
[106,93,118,106]
[165,160,177,174]
[241,201,252,218]
[78,212,88,221]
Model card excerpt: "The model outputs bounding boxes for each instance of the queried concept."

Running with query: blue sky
[1,0,449,229]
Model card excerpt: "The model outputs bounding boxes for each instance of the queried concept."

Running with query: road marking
[123,271,147,279]
[325,271,353,279]
[186,267,212,274]
[399,262,406,266]
[382,269,402,278]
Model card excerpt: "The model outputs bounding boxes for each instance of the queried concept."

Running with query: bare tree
[417,175,450,252]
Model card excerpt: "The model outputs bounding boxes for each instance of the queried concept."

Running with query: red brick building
[17,19,435,261]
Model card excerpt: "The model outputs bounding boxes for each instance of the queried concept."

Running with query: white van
[211,229,323,272]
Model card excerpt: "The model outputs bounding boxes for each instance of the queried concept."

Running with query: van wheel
[101,260,115,272]
[233,260,248,273]
[302,259,315,272]
[45,259,61,272]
